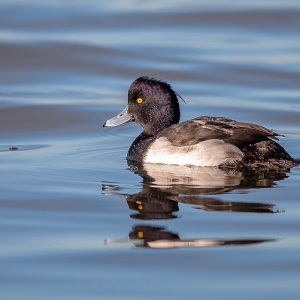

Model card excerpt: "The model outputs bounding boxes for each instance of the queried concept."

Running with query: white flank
[144,137,243,167]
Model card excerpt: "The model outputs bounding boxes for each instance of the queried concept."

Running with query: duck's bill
[103,106,134,127]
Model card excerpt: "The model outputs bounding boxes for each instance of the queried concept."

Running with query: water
[1,0,300,299]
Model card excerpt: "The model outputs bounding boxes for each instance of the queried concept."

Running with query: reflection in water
[127,189,179,220]
[105,225,276,249]
[103,164,288,248]
[133,162,289,190]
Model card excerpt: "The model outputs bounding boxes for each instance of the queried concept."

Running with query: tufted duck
[103,77,297,169]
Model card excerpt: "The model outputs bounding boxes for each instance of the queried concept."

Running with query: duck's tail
[241,139,298,169]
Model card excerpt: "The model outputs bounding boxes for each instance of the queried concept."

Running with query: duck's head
[103,77,180,136]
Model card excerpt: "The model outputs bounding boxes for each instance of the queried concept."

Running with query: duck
[103,76,297,169]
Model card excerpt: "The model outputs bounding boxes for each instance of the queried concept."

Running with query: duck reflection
[102,164,289,248]
[105,225,276,249]
[132,162,288,190]
[103,163,288,216]
[127,187,179,220]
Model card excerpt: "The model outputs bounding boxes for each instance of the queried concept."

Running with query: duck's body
[104,77,296,169]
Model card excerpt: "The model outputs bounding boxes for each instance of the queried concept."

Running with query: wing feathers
[158,116,280,149]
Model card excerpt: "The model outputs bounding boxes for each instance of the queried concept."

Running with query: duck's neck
[126,131,155,162]
[143,116,179,137]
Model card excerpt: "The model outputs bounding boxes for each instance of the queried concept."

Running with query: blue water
[1,1,300,299]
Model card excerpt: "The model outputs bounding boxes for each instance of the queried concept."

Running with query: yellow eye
[136,97,143,104]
